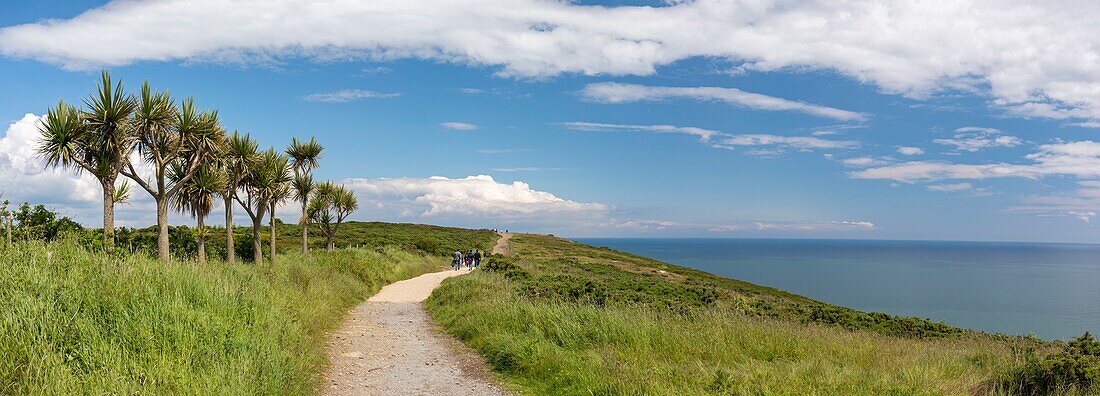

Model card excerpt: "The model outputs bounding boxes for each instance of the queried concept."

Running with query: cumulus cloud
[0,114,101,206]
[561,122,856,153]
[580,82,866,121]
[303,89,399,103]
[343,175,609,223]
[897,146,924,156]
[851,140,1100,182]
[7,1,1100,122]
[439,122,479,131]
[934,127,1022,152]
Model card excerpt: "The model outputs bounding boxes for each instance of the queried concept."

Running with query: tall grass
[428,272,1019,395]
[0,238,442,394]
[426,234,1049,394]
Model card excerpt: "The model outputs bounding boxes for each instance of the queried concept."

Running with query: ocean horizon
[574,237,1100,341]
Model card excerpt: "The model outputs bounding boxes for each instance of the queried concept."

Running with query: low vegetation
[427,233,1089,394]
[0,237,443,394]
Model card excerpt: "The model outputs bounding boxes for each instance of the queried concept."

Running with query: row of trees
[34,71,359,263]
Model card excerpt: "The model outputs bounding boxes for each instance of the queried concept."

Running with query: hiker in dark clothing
[473,250,482,269]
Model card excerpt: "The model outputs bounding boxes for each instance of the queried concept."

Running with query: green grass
[427,234,1047,395]
[0,237,443,394]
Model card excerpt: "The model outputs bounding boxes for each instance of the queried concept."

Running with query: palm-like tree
[122,87,223,262]
[37,71,138,252]
[286,137,323,254]
[235,148,290,265]
[308,182,358,252]
[170,162,226,264]
[1,198,10,249]
[221,132,258,264]
[267,173,292,265]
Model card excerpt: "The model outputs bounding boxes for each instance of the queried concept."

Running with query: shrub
[1002,332,1100,394]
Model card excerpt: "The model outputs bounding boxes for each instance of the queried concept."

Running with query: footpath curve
[321,236,510,395]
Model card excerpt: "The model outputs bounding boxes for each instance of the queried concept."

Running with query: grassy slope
[0,237,444,394]
[427,234,1040,395]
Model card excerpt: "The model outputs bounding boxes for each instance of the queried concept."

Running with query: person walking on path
[453,250,462,271]
[473,250,482,269]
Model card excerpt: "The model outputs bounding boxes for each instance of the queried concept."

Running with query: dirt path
[322,244,509,395]
[492,232,511,255]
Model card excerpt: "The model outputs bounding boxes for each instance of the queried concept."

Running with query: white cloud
[754,220,875,231]
[897,146,924,156]
[343,175,610,223]
[851,140,1100,182]
[933,127,1022,152]
[579,82,866,121]
[1011,181,1100,223]
[0,114,101,207]
[459,88,484,94]
[439,122,479,131]
[303,89,399,103]
[358,66,392,75]
[562,122,856,153]
[8,1,1100,123]
[926,183,973,192]
[841,156,890,168]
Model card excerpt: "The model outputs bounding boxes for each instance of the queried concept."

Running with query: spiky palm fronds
[292,173,314,205]
[37,101,87,171]
[132,82,177,164]
[36,71,138,251]
[285,137,323,175]
[308,182,357,251]
[170,162,226,219]
[113,181,133,205]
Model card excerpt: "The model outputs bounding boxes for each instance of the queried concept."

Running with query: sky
[4,1,1100,242]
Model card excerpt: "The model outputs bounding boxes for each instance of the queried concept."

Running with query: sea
[573,238,1100,341]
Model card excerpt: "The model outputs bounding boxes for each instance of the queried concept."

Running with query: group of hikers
[452,250,483,271]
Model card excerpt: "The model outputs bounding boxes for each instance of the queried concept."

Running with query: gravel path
[322,237,510,395]
[492,233,511,255]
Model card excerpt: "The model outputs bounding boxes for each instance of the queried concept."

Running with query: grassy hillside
[427,234,1058,395]
[0,237,444,394]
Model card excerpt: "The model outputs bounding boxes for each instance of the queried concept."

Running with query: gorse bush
[0,237,441,394]
[1001,332,1100,394]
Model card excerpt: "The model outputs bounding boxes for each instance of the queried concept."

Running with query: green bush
[1002,332,1100,394]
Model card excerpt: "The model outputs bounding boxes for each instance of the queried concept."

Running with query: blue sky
[2,1,1100,242]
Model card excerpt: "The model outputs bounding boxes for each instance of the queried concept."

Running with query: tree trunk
[269,202,277,265]
[156,197,170,261]
[300,199,308,254]
[101,181,115,253]
[5,214,11,249]
[196,215,206,264]
[225,196,235,264]
[326,234,334,252]
[252,215,264,265]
